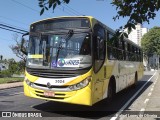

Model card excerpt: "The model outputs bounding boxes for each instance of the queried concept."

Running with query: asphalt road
[0,71,157,120]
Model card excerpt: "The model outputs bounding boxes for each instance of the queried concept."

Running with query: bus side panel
[138,63,144,80]
[102,60,117,99]
[92,66,104,104]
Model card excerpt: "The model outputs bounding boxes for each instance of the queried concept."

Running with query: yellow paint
[28,54,43,59]
[64,69,92,85]
[25,70,39,82]
[23,80,92,106]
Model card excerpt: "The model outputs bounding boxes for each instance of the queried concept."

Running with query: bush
[0,70,12,78]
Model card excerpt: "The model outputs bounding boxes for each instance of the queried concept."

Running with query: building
[127,23,149,46]
[0,62,9,71]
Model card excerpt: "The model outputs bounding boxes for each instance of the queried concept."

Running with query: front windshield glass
[27,32,92,69]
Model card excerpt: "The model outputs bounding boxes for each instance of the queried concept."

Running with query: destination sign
[31,18,90,32]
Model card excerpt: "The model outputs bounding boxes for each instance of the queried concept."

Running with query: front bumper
[23,81,92,106]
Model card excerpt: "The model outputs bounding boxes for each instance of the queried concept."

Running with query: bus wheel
[107,79,115,103]
[132,72,138,88]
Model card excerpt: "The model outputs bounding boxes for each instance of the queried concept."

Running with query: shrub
[0,70,12,78]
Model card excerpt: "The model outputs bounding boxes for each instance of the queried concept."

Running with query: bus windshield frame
[26,30,92,70]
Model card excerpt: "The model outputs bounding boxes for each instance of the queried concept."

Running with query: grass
[0,77,24,84]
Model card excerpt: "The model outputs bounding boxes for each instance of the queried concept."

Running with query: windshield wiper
[55,30,74,64]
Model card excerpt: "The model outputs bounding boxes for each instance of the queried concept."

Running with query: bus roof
[31,16,94,25]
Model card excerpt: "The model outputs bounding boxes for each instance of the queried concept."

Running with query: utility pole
[0,55,2,61]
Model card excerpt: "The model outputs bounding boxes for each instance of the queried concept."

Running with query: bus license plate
[44,91,55,97]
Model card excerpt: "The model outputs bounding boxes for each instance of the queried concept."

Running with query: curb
[0,82,23,90]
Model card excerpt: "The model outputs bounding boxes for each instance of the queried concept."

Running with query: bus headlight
[69,77,91,91]
[25,77,33,87]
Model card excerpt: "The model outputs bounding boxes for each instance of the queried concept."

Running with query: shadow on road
[33,75,153,119]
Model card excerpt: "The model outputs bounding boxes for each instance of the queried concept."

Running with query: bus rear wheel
[107,79,115,103]
[132,72,138,88]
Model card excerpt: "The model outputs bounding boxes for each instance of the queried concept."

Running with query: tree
[10,34,27,62]
[8,58,17,75]
[112,0,160,33]
[38,0,160,34]
[17,60,25,73]
[141,27,160,65]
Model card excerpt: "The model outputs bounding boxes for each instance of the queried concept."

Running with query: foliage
[38,0,70,15]
[0,77,24,84]
[10,34,27,62]
[0,70,12,78]
[17,60,25,73]
[141,27,160,58]
[7,59,25,75]
[8,58,18,75]
[112,0,160,33]
[38,0,160,36]
[0,58,25,78]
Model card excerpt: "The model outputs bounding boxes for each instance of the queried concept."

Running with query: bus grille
[35,90,67,100]
[34,83,68,89]
[26,68,79,78]
[36,94,65,100]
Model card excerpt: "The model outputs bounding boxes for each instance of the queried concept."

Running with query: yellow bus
[21,16,144,106]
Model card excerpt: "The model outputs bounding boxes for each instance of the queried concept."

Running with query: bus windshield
[26,32,92,69]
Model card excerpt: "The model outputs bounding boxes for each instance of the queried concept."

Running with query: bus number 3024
[55,80,65,83]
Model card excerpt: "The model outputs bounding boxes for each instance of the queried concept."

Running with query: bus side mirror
[21,38,27,55]
[21,32,29,55]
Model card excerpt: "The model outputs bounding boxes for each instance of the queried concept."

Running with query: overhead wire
[11,0,52,17]
[12,0,83,16]
[1,0,84,35]
[0,16,28,26]
[61,3,84,16]
[0,24,28,33]
[59,5,79,16]
[57,6,74,16]
[0,21,28,31]
[0,22,28,34]
[0,26,24,34]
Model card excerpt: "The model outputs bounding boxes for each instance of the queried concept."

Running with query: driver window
[94,24,106,73]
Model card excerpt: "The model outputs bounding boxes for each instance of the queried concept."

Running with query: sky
[0,0,160,61]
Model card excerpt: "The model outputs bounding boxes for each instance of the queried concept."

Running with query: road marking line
[151,85,154,88]
[154,76,158,85]
[110,117,117,120]
[150,88,154,91]
[144,98,149,104]
[140,108,145,112]
[9,92,23,96]
[139,108,145,115]
[139,108,145,116]
[110,72,157,120]
[148,92,152,96]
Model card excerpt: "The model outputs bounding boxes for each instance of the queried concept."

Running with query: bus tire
[107,77,116,103]
[132,72,138,88]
